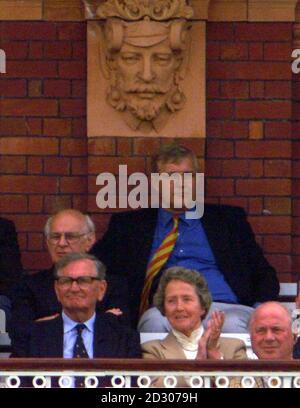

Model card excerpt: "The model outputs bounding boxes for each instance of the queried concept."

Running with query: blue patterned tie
[73,324,88,387]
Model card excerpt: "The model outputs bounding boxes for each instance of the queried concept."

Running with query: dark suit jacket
[293,337,300,359]
[11,313,141,388]
[0,217,22,296]
[13,312,141,358]
[91,205,279,327]
[9,267,130,357]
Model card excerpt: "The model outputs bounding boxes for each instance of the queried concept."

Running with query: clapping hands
[196,310,225,360]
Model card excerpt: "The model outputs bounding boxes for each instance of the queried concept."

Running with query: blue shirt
[62,311,95,359]
[149,208,238,303]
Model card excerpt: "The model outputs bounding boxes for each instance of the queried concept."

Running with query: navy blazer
[0,217,22,296]
[91,205,279,327]
[12,312,141,358]
[293,337,300,359]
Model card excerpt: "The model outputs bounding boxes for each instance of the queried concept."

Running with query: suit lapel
[134,209,158,266]
[161,333,187,359]
[43,316,64,357]
[93,315,115,358]
[160,333,191,387]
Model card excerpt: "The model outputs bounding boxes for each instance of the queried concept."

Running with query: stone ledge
[206,0,298,22]
[0,0,298,22]
[248,0,298,22]
[0,0,42,20]
[207,0,247,21]
[44,0,83,21]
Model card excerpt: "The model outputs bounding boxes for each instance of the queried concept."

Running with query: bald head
[249,302,295,360]
[249,302,291,329]
[45,209,96,263]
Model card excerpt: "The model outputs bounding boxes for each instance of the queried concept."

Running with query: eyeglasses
[55,276,101,287]
[47,232,88,245]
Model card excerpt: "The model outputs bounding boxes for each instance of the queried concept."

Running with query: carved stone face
[108,38,184,123]
[117,40,179,116]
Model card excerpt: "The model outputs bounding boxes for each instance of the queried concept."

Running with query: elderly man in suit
[246,302,296,388]
[0,216,22,327]
[12,253,141,361]
[250,302,296,361]
[12,253,141,388]
[91,143,279,333]
[9,209,128,357]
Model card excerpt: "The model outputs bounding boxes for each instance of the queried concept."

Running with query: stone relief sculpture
[86,0,195,132]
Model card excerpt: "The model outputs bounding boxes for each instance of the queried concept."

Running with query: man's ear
[97,280,107,301]
[54,281,61,304]
[85,232,96,251]
[293,332,298,345]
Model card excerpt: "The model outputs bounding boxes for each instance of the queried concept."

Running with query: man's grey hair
[153,266,212,319]
[248,301,292,331]
[44,210,95,237]
[152,143,200,173]
[54,252,106,280]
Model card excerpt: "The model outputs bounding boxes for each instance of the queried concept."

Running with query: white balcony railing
[0,359,299,388]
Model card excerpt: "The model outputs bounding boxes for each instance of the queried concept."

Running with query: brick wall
[292,60,300,283]
[0,22,87,270]
[0,20,296,283]
[206,22,293,281]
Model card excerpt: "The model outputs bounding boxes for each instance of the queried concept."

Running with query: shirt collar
[159,208,197,227]
[62,311,96,334]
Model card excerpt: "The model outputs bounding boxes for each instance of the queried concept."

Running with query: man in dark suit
[250,302,295,361]
[11,253,140,388]
[0,216,22,326]
[9,209,128,357]
[291,294,300,359]
[91,144,279,333]
[249,302,296,388]
[11,253,141,360]
[293,337,300,358]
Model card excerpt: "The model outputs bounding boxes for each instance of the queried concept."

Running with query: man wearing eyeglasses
[45,209,96,264]
[11,253,141,373]
[9,209,129,357]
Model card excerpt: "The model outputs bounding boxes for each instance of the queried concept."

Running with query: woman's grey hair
[44,210,95,237]
[54,252,106,280]
[153,266,212,319]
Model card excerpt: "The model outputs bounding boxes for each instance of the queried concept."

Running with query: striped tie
[139,216,179,317]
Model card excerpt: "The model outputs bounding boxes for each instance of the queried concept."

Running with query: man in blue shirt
[13,253,141,363]
[92,143,279,333]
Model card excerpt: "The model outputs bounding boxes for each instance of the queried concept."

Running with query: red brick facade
[0,21,297,283]
[206,22,293,282]
[0,22,87,270]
